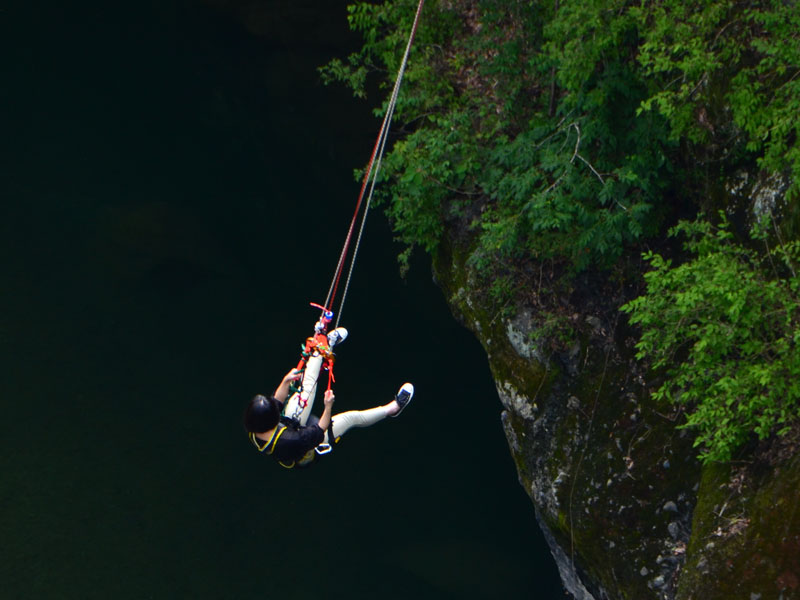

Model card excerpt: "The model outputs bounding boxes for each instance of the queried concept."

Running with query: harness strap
[326,362,335,391]
[288,331,338,421]
[249,426,288,455]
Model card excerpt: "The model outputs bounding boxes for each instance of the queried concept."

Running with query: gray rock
[663,501,678,513]
[668,521,680,539]
[536,514,599,600]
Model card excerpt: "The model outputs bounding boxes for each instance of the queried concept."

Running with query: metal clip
[315,443,333,455]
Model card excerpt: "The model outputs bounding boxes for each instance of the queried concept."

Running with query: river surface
[1,2,564,598]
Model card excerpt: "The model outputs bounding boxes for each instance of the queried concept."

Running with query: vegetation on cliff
[622,216,800,462]
[322,0,800,460]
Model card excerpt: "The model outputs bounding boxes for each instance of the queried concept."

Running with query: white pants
[282,352,390,443]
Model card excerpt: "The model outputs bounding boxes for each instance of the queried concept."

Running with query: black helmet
[243,394,281,433]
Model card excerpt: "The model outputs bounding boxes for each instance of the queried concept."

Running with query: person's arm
[274,368,302,403]
[317,389,335,431]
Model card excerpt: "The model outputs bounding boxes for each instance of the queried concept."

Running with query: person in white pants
[244,327,414,469]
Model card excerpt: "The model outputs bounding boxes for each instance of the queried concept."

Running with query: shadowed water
[0,2,564,598]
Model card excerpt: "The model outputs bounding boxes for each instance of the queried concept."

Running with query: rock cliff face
[431,199,800,599]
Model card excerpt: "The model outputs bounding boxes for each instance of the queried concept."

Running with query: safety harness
[286,305,337,424]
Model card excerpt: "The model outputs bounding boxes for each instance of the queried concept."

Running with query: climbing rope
[284,0,424,410]
[322,0,425,328]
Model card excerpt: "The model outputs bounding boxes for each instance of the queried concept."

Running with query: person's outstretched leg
[326,405,391,441]
[324,383,414,442]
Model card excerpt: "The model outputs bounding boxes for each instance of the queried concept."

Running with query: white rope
[333,0,425,327]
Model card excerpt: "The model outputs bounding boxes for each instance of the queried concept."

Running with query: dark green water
[1,2,563,598]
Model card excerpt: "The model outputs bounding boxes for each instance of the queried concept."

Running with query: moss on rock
[677,449,800,600]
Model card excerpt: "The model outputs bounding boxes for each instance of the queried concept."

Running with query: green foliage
[468,0,677,270]
[320,0,478,266]
[634,0,800,197]
[531,312,576,353]
[323,0,679,272]
[322,0,799,275]
[621,216,800,462]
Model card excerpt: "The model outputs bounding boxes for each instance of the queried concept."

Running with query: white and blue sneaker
[391,383,414,417]
[327,327,348,347]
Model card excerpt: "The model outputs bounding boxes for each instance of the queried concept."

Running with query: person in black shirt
[244,328,414,468]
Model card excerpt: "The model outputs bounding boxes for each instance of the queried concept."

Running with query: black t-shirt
[270,420,325,464]
[265,398,324,464]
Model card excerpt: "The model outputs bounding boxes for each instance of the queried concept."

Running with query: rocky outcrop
[431,196,800,599]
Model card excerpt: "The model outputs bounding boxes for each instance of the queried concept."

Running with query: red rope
[326,363,335,392]
[328,139,381,307]
[326,0,425,313]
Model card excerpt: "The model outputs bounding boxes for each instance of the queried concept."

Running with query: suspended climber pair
[243,0,426,469]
